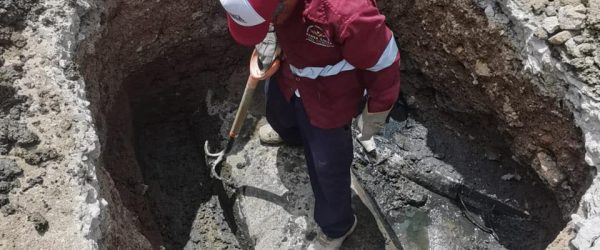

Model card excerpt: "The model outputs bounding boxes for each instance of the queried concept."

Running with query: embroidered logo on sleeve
[306,25,334,48]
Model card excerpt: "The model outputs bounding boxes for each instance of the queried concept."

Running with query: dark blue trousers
[265,77,355,238]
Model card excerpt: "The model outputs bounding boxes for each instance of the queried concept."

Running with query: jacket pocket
[316,71,362,101]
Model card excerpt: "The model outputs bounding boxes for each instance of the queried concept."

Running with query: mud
[353,102,564,249]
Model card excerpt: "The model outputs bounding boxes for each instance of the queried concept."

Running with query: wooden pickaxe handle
[228,49,281,139]
[229,75,260,138]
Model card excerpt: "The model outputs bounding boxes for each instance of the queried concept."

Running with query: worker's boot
[258,123,283,145]
[308,216,357,250]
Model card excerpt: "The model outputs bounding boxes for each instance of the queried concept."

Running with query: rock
[569,57,595,70]
[501,174,521,181]
[0,181,10,193]
[0,203,15,216]
[15,128,39,147]
[0,193,8,207]
[577,43,595,55]
[572,35,588,44]
[0,158,22,181]
[406,194,428,207]
[594,50,600,66]
[530,0,547,14]
[475,60,491,76]
[22,176,43,192]
[559,0,582,5]
[558,5,587,30]
[0,85,22,114]
[22,148,60,166]
[588,0,600,28]
[565,39,583,58]
[28,212,49,233]
[0,28,11,45]
[485,147,501,161]
[534,27,548,39]
[571,215,600,249]
[548,30,573,44]
[546,6,558,16]
[535,152,566,187]
[543,16,560,34]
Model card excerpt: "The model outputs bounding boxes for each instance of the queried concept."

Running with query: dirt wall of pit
[1,0,103,249]
[377,0,593,216]
[76,0,250,248]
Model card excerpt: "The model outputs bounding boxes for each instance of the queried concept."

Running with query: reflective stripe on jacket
[274,0,401,129]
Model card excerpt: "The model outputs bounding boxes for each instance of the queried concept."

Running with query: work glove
[255,23,280,73]
[357,104,391,154]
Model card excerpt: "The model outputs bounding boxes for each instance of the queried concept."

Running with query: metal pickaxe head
[204,140,228,181]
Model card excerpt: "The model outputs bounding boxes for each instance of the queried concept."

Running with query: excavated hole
[78,3,570,249]
[124,59,252,249]
[84,43,254,249]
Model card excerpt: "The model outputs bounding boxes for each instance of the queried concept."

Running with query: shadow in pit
[123,55,253,249]
[389,88,565,250]
[134,114,245,249]
[135,118,209,248]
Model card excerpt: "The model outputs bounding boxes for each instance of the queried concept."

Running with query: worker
[219,0,400,248]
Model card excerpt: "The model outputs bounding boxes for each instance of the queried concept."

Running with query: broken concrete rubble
[587,0,600,28]
[565,39,584,58]
[543,16,561,33]
[549,30,573,44]
[558,4,587,30]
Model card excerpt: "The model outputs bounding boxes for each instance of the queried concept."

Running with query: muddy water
[391,192,501,249]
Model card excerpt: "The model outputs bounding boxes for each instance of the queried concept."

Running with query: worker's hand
[255,23,279,72]
[357,104,391,154]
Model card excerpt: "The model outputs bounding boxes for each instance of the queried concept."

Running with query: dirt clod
[28,212,48,233]
[1,203,16,216]
[0,194,8,207]
[0,159,22,181]
[0,181,11,193]
[22,176,43,192]
[20,148,60,166]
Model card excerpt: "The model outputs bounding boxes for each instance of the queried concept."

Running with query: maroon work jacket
[274,0,401,129]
